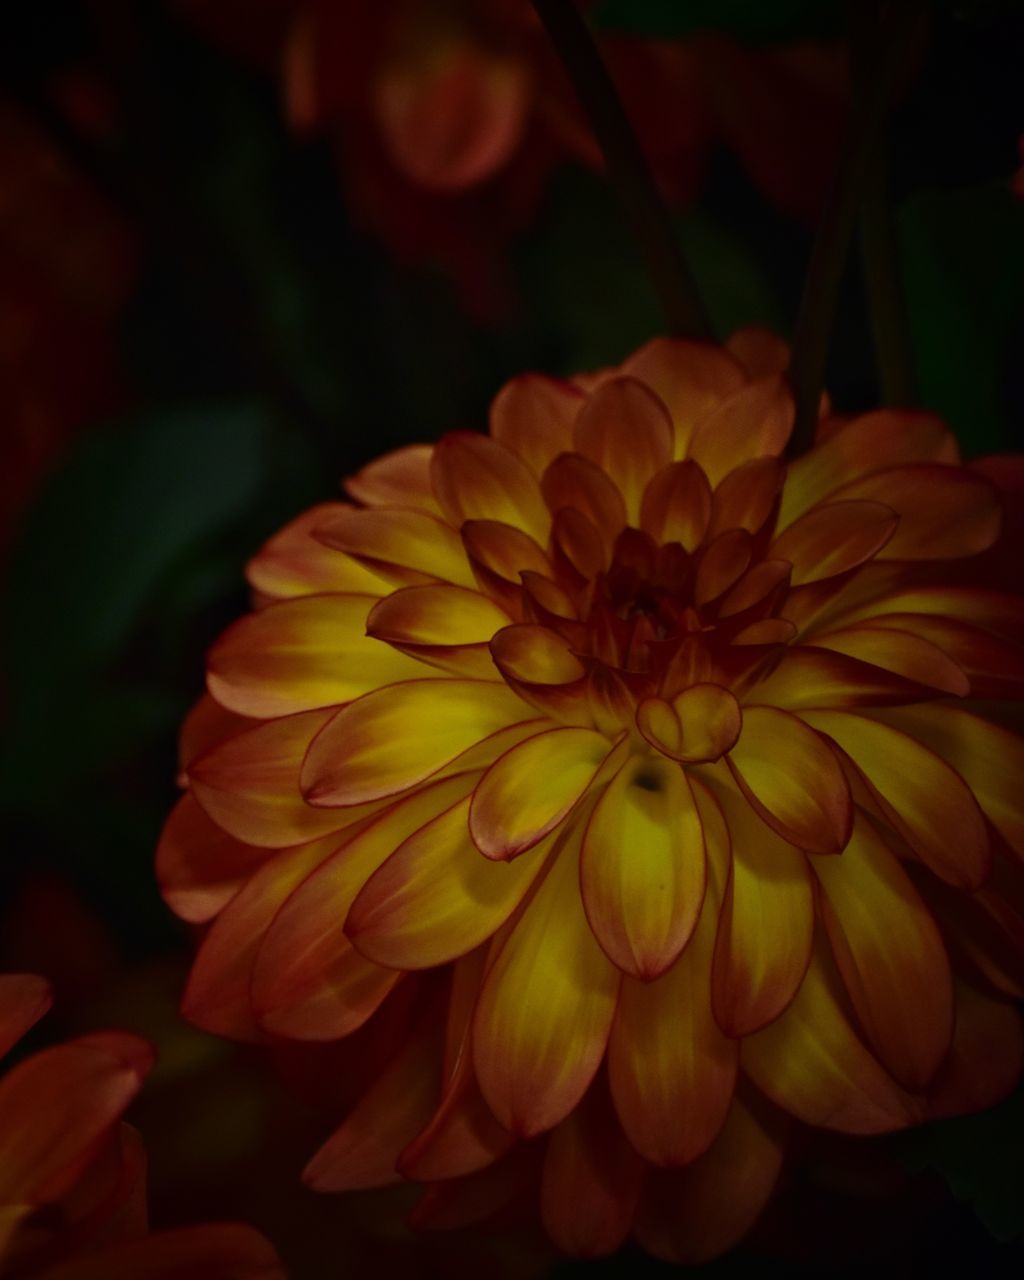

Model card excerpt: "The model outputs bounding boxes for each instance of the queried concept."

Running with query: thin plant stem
[532,0,711,339]
[787,0,922,455]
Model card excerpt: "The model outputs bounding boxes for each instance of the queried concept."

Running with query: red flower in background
[0,92,136,558]
[161,332,1024,1262]
[180,0,846,314]
[0,973,283,1278]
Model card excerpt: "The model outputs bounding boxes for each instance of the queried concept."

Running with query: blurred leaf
[5,402,270,676]
[522,172,783,374]
[592,0,843,42]
[895,1081,1024,1241]
[899,183,1024,455]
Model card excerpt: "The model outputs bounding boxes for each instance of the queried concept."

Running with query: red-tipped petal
[469,726,620,860]
[472,824,621,1137]
[708,456,785,540]
[573,376,673,522]
[540,452,627,539]
[489,373,582,476]
[727,705,852,854]
[347,793,549,970]
[710,777,814,1035]
[207,594,424,717]
[742,942,917,1134]
[314,505,474,587]
[925,982,1024,1120]
[36,1223,286,1280]
[251,776,471,1039]
[156,793,271,924]
[366,583,509,677]
[634,1092,786,1265]
[344,443,440,513]
[620,337,746,456]
[189,709,358,847]
[301,678,529,807]
[431,432,549,543]
[803,710,990,889]
[540,1075,645,1258]
[245,502,386,600]
[640,459,712,550]
[607,780,736,1164]
[726,326,790,377]
[581,754,706,979]
[687,374,794,486]
[810,624,969,697]
[769,499,898,585]
[814,812,953,1089]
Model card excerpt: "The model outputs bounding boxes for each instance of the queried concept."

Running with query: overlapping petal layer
[164,334,1024,1262]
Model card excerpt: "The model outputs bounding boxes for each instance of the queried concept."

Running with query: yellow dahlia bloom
[161,332,1024,1261]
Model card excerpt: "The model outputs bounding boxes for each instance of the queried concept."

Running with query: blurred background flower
[1,0,1023,1276]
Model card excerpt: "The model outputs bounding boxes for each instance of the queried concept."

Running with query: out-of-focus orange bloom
[180,0,846,313]
[0,93,135,556]
[0,973,284,1278]
[162,331,1024,1261]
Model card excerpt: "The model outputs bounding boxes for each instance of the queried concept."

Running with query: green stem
[859,142,917,405]
[531,0,711,340]
[787,0,921,455]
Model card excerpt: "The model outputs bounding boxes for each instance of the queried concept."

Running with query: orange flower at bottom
[0,973,283,1279]
[162,331,1024,1261]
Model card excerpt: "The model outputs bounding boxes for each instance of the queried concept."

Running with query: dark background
[1,1,1022,1276]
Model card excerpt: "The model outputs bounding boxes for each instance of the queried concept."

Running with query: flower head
[0,973,283,1278]
[165,332,1024,1261]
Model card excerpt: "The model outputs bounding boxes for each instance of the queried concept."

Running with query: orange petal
[779,409,958,528]
[0,975,51,1060]
[640,459,712,551]
[873,704,1024,866]
[461,518,551,616]
[831,584,1024,643]
[540,1074,645,1258]
[431,432,549,542]
[741,942,916,1134]
[726,326,790,377]
[831,464,1001,560]
[304,1017,443,1191]
[802,710,990,889]
[366,583,509,677]
[572,376,673,522]
[634,1092,785,1264]
[686,374,794,486]
[727,705,852,853]
[189,709,357,847]
[35,1224,286,1280]
[180,834,338,1041]
[814,812,953,1089]
[637,684,741,765]
[707,456,784,539]
[541,452,627,539]
[245,502,386,600]
[709,777,814,1035]
[551,507,610,582]
[581,754,706,979]
[156,793,271,923]
[810,624,969,697]
[749,645,959,711]
[177,692,254,779]
[925,981,1024,1120]
[345,443,440,513]
[207,594,424,717]
[301,678,530,807]
[620,337,746,456]
[694,528,752,605]
[769,499,897,585]
[489,373,582,476]
[472,822,621,1137]
[0,1032,153,1202]
[251,776,471,1039]
[607,780,736,1164]
[347,793,550,970]
[314,505,475,587]
[469,726,620,860]
[374,39,529,189]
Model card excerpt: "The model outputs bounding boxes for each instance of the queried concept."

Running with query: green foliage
[591,0,843,42]
[899,183,1024,456]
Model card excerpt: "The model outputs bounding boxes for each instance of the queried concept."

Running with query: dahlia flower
[162,332,1024,1261]
[0,973,283,1278]
[181,0,845,311]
